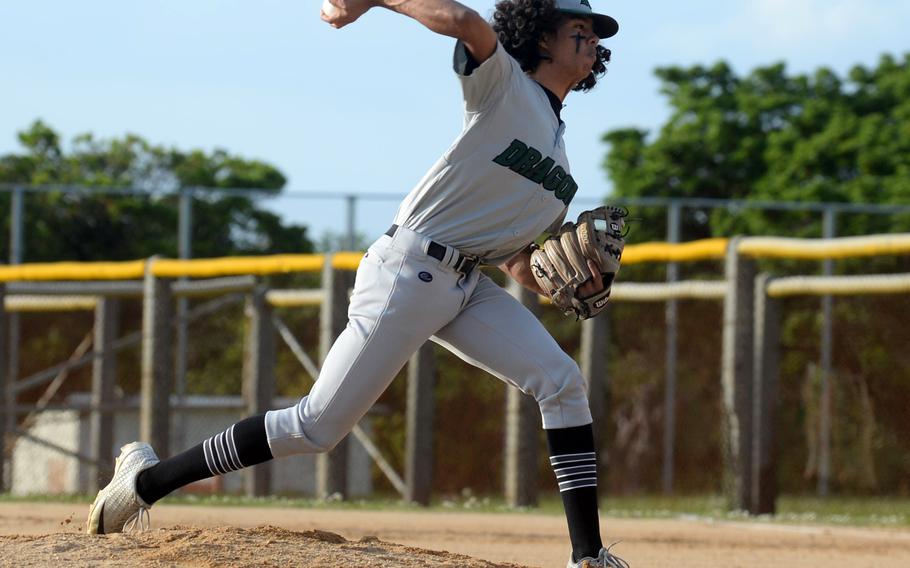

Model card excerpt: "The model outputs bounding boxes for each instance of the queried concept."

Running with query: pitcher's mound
[2,525,528,567]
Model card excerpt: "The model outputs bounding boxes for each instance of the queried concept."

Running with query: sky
[2,0,909,248]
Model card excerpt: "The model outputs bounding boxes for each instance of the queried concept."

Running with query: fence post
[580,309,610,430]
[5,188,23,490]
[504,280,540,507]
[663,201,681,494]
[751,273,780,515]
[581,303,610,502]
[174,187,193,452]
[345,194,357,251]
[141,259,173,458]
[243,284,275,496]
[818,208,837,496]
[0,284,7,491]
[721,237,756,512]
[405,342,436,505]
[90,297,120,491]
[317,254,352,499]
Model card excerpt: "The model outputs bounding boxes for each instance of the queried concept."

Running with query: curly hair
[492,0,611,92]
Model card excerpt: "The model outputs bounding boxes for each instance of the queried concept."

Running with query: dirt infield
[1,502,909,567]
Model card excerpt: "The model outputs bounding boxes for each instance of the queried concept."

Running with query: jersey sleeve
[453,40,518,112]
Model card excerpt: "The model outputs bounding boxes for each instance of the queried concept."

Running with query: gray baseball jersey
[266,40,592,458]
[394,41,575,265]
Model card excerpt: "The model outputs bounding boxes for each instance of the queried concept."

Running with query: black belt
[385,225,479,276]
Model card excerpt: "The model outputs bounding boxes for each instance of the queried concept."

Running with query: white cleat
[567,543,630,568]
[85,442,159,535]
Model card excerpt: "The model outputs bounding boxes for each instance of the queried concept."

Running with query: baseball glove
[529,206,626,320]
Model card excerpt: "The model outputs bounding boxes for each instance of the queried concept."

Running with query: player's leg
[135,290,436,507]
[142,241,461,497]
[432,274,593,429]
[264,232,467,458]
[89,234,465,534]
[431,274,604,563]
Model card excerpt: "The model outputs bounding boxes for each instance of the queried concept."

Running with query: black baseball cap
[554,0,619,39]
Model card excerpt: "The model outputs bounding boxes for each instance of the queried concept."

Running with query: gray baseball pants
[265,226,592,457]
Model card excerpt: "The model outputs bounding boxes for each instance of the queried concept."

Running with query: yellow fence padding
[331,252,366,271]
[5,295,98,312]
[266,289,325,307]
[622,238,729,265]
[738,234,910,259]
[767,273,910,297]
[1,233,908,282]
[152,254,325,278]
[0,260,146,282]
[612,280,727,301]
[152,252,368,278]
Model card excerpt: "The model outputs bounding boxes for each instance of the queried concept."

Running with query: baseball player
[87,1,627,566]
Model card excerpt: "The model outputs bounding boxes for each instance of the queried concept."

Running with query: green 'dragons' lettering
[492,139,577,205]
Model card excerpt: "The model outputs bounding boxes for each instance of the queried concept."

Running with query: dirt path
[1,502,909,567]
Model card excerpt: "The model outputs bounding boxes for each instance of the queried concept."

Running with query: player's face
[543,17,600,84]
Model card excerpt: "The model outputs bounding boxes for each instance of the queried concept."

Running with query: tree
[603,54,910,241]
[0,121,316,406]
[0,120,313,261]
[599,54,910,495]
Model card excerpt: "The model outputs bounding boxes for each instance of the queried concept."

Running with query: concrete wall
[11,394,373,497]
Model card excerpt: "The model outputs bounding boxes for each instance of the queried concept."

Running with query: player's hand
[320,0,376,29]
[577,259,604,299]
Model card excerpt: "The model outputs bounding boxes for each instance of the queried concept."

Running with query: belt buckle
[455,254,479,276]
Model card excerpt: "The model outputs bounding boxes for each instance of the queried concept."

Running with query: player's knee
[307,429,346,454]
[541,356,585,398]
[534,359,592,428]
[544,368,589,407]
[269,430,338,456]
[265,405,339,457]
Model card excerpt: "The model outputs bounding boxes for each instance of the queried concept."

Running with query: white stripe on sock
[204,426,251,476]
[226,425,244,470]
[213,434,227,475]
[203,438,222,475]
[211,433,223,473]
[558,477,598,491]
[555,465,597,478]
[549,452,596,466]
[202,438,213,475]
[217,432,232,473]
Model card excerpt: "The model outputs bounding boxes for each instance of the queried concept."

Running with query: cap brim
[559,10,619,39]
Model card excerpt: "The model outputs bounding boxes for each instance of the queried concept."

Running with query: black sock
[136,413,273,505]
[547,424,603,563]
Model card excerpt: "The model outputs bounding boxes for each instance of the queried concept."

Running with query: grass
[592,494,910,527]
[3,492,908,527]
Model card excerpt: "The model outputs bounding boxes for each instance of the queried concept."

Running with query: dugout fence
[6,183,910,498]
[1,233,909,513]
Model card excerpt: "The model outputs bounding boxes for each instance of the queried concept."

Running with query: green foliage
[0,120,314,261]
[1,121,316,401]
[603,54,910,241]
[599,55,910,496]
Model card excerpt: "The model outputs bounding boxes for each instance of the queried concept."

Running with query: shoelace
[600,541,630,568]
[122,507,150,532]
